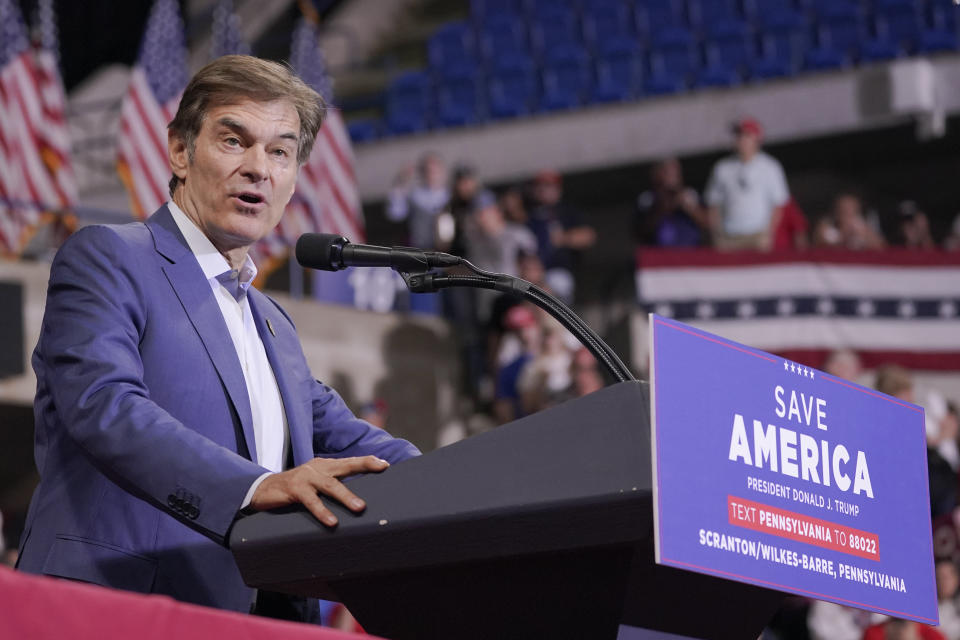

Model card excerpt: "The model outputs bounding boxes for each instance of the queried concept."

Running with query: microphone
[295,233,461,273]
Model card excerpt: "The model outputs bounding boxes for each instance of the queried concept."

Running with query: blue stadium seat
[531,6,581,55]
[650,23,695,50]
[428,22,477,72]
[694,65,740,88]
[752,1,806,32]
[916,28,958,53]
[645,26,696,94]
[582,2,633,48]
[744,0,799,21]
[385,71,432,135]
[479,13,529,61]
[540,43,592,111]
[526,0,576,17]
[487,53,538,118]
[871,0,915,11]
[703,19,754,73]
[592,36,642,102]
[635,0,687,37]
[871,6,923,52]
[435,65,483,127]
[643,69,686,95]
[755,21,807,75]
[802,45,847,71]
[859,36,902,62]
[800,0,859,15]
[748,55,794,80]
[648,25,698,80]
[472,0,524,20]
[812,4,865,59]
[926,2,956,31]
[687,0,742,28]
[346,119,380,143]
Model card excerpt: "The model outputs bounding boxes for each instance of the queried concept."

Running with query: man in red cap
[704,117,789,251]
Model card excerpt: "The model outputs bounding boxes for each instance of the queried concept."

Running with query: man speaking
[16,55,419,619]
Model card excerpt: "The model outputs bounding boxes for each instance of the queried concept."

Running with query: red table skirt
[0,566,380,640]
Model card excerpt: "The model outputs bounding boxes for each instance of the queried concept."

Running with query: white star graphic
[857,299,876,317]
[898,300,916,318]
[783,360,789,371]
[655,303,674,318]
[940,301,958,318]
[790,363,796,373]
[776,298,795,316]
[817,298,835,315]
[695,301,715,319]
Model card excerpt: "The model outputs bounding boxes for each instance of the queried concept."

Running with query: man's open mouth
[235,192,265,205]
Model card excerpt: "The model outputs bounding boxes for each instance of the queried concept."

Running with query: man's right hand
[249,456,390,527]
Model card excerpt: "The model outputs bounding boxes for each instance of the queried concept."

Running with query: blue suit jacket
[17,206,419,612]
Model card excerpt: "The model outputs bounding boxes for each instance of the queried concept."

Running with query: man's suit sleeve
[37,226,267,545]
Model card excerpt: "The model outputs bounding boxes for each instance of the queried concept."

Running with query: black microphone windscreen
[295,233,348,271]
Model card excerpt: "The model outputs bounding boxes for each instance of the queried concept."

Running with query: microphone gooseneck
[294,233,636,383]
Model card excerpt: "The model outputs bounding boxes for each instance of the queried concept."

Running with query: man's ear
[168,131,189,182]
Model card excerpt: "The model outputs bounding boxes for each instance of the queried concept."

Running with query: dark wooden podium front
[231,382,783,639]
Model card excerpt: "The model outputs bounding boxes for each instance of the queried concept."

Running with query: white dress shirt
[168,202,287,508]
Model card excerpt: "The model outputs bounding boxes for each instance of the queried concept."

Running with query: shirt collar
[167,201,258,290]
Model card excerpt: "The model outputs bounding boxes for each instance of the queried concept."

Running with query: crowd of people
[385,114,960,437]
[635,116,960,253]
[387,154,601,426]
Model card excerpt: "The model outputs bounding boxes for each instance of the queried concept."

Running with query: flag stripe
[638,249,960,371]
[637,248,960,268]
[116,0,186,218]
[776,350,960,372]
[117,132,166,214]
[122,101,170,195]
[5,59,65,206]
[638,263,960,299]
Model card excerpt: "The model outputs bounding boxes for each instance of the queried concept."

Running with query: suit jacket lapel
[146,206,259,463]
[248,291,313,468]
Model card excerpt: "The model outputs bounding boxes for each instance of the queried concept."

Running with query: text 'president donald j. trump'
[16,55,420,621]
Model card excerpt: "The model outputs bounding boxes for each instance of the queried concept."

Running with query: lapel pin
[266,318,276,337]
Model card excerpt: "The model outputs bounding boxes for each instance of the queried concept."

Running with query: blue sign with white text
[650,314,937,625]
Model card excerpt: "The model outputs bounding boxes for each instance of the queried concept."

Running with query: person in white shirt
[704,117,790,251]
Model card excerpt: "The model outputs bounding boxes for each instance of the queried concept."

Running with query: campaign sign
[649,314,937,625]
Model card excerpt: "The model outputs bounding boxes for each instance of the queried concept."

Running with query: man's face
[655,159,681,189]
[534,181,561,206]
[834,195,863,231]
[735,131,759,159]
[169,99,301,253]
[422,156,447,189]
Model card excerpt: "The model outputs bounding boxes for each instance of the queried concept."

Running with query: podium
[231,382,784,639]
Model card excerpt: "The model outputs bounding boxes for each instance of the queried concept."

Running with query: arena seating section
[346,0,959,142]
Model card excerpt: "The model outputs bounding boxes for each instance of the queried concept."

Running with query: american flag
[210,0,250,59]
[116,0,187,218]
[254,17,364,267]
[0,0,76,256]
[636,249,960,371]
